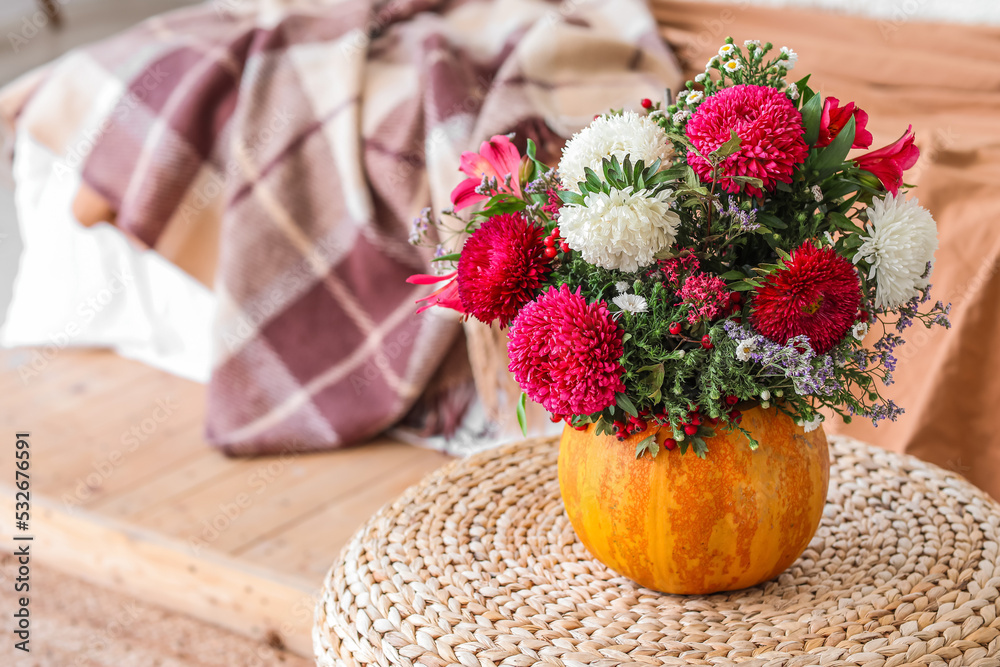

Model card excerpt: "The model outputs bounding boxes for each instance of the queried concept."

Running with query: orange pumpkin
[558,405,830,594]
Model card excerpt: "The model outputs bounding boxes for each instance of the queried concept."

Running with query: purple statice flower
[409,207,432,245]
[866,400,904,425]
[724,321,837,395]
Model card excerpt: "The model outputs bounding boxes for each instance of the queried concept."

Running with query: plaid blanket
[1,0,678,455]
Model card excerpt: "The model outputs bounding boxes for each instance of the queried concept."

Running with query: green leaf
[691,437,709,459]
[712,129,742,159]
[729,175,764,190]
[774,247,792,262]
[801,90,824,146]
[526,138,538,161]
[431,252,462,263]
[635,434,659,459]
[616,393,638,418]
[728,281,759,292]
[757,212,788,230]
[827,211,860,233]
[813,115,856,178]
[516,392,528,437]
[557,190,584,206]
[719,270,746,280]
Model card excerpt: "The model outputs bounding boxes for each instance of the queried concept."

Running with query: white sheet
[1,131,216,383]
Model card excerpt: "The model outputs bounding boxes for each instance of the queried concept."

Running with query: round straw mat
[315,435,1000,667]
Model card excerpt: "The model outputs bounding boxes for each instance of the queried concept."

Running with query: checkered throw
[1,0,679,454]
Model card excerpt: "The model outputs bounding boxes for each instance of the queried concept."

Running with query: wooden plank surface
[0,346,452,656]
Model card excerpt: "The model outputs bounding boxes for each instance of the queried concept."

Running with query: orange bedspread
[654,0,1000,498]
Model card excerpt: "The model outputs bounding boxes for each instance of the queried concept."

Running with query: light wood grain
[0,347,452,656]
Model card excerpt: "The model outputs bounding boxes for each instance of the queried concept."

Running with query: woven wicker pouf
[315,436,1000,667]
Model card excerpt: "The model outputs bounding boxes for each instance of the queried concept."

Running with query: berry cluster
[542,226,570,258]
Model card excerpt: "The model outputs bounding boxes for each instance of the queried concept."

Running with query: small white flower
[735,337,758,362]
[685,90,704,105]
[723,59,742,73]
[718,44,736,58]
[558,111,675,190]
[612,293,648,314]
[760,389,771,401]
[787,82,799,100]
[559,186,682,272]
[744,39,761,49]
[614,280,630,294]
[852,321,869,340]
[802,414,824,433]
[811,185,823,202]
[823,231,836,246]
[672,110,691,124]
[677,349,686,358]
[854,193,939,310]
[780,46,798,69]
[706,55,719,69]
[775,389,784,397]
[760,400,771,409]
[695,73,706,83]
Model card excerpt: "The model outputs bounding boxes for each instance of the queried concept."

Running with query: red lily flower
[450,135,523,211]
[406,271,464,315]
[816,97,873,149]
[854,125,920,195]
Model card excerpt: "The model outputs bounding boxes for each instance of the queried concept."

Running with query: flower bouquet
[408,38,950,593]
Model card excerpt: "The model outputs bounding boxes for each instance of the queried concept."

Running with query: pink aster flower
[507,285,625,416]
[677,273,731,325]
[456,213,552,327]
[685,84,808,196]
[407,271,464,315]
[450,135,523,211]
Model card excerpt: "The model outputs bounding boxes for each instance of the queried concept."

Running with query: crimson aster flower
[450,135,523,211]
[507,285,625,416]
[685,84,808,196]
[456,213,551,327]
[750,242,861,354]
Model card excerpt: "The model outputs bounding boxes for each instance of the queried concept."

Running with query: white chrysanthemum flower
[801,414,824,433]
[558,111,675,190]
[723,59,742,73]
[811,185,823,202]
[685,90,704,105]
[614,280,630,294]
[719,44,736,58]
[854,193,938,310]
[780,46,798,69]
[787,82,800,100]
[735,337,758,362]
[559,186,681,272]
[612,293,649,314]
[852,322,869,340]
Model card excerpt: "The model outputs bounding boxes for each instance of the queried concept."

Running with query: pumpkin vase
[558,405,830,594]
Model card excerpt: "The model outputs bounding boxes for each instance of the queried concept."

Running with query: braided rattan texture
[314,436,1000,667]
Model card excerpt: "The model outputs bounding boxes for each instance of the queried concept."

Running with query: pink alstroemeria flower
[450,135,523,211]
[817,97,873,149]
[406,271,464,315]
[855,125,920,195]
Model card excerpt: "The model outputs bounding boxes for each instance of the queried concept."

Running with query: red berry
[690,414,702,426]
[729,292,742,304]
[663,438,678,451]
[701,335,713,349]
[560,242,571,253]
[668,322,681,335]
[857,309,869,322]
[552,227,559,237]
[725,395,739,406]
[549,413,563,423]
[728,409,743,424]
[640,98,653,109]
[684,424,698,436]
[544,236,555,247]
[544,247,558,259]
